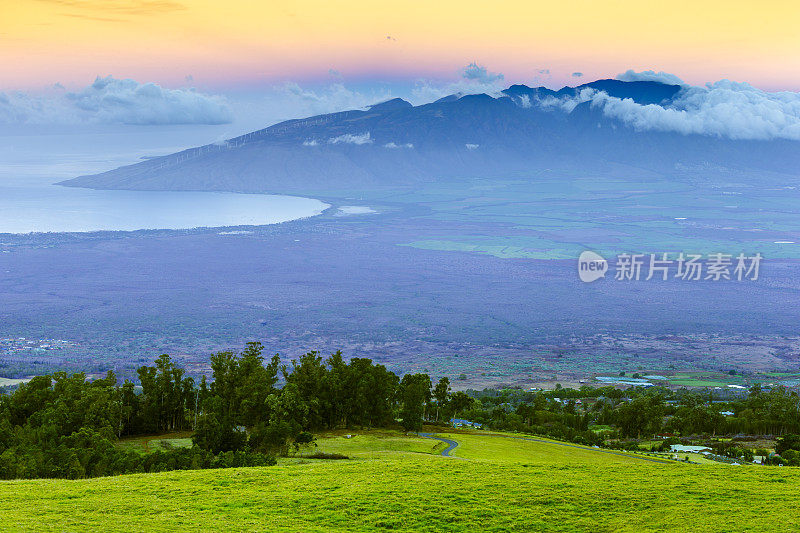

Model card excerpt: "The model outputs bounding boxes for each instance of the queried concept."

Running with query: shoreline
[0,183,334,235]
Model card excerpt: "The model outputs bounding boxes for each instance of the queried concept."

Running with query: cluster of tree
[193,345,403,453]
[657,387,800,437]
[766,434,800,465]
[0,369,274,480]
[722,386,800,435]
[443,387,663,444]
[192,344,471,453]
[0,343,450,478]
[449,384,800,451]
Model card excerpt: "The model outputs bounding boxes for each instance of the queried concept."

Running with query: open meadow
[1,429,798,532]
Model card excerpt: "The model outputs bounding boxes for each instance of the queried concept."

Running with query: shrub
[305,452,348,460]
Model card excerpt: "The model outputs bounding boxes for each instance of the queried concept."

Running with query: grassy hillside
[1,430,798,532]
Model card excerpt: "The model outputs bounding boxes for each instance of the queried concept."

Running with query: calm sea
[0,124,329,234]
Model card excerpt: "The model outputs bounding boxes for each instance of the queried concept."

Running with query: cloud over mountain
[383,142,414,149]
[412,62,507,102]
[615,69,685,86]
[328,132,372,145]
[509,70,800,141]
[582,75,800,141]
[6,69,799,142]
[276,83,391,117]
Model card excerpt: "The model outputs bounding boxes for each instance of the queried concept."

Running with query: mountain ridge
[59,79,800,195]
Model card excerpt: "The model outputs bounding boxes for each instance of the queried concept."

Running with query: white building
[670,445,712,454]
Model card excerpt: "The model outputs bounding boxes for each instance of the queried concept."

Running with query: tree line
[456,384,800,461]
[0,343,456,479]
[3,342,800,479]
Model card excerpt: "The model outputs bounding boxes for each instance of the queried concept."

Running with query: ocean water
[0,183,329,234]
[0,124,329,234]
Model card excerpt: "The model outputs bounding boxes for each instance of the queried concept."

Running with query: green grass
[664,372,741,388]
[435,431,662,465]
[313,429,444,458]
[668,379,729,387]
[2,429,798,531]
[1,455,797,531]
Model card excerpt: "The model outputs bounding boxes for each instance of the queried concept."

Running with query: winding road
[419,433,460,457]
[418,432,675,465]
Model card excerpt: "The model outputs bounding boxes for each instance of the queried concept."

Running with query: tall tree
[433,377,451,422]
[400,374,431,431]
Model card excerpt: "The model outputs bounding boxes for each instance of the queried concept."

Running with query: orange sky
[2,0,800,90]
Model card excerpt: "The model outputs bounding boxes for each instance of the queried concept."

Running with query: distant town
[0,337,78,354]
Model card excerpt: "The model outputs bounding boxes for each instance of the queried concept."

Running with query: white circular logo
[578,251,608,282]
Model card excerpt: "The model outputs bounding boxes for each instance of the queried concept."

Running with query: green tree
[449,391,475,419]
[400,374,431,431]
[433,378,451,422]
[292,431,317,456]
[615,394,665,439]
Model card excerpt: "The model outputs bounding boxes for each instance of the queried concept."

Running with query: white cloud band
[0,76,232,125]
[530,71,800,141]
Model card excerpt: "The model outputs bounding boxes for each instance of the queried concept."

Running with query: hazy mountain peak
[368,98,413,112]
[433,94,462,104]
[573,78,682,104]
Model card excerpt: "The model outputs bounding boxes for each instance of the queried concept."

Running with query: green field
[434,431,669,464]
[668,379,730,387]
[313,430,445,459]
[1,429,798,531]
[386,176,800,260]
[662,371,746,388]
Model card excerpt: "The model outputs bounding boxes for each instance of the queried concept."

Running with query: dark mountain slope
[60,80,800,195]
